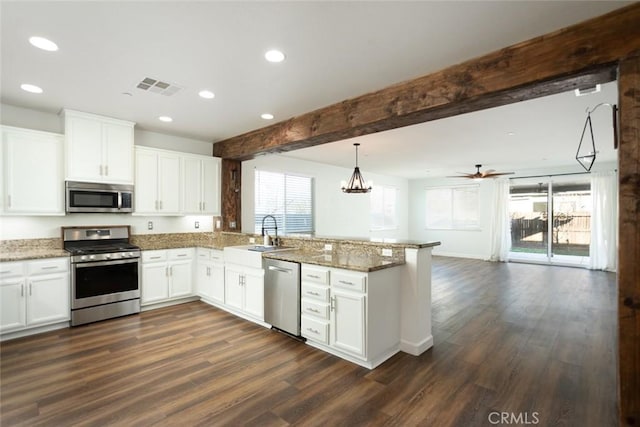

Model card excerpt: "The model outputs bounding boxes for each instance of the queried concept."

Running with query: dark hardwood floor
[0,257,617,426]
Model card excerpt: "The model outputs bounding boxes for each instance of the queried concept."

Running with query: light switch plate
[381,248,393,257]
[230,221,236,229]
[215,220,221,229]
[249,237,256,244]
[195,221,200,229]
[147,221,153,230]
[324,244,333,251]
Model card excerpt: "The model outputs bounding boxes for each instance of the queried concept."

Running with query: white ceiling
[0,1,628,178]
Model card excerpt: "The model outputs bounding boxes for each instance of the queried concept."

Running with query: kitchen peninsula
[0,231,439,369]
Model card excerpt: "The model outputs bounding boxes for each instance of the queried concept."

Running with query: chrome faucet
[261,215,278,245]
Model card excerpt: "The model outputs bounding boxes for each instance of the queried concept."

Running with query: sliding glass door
[509,177,591,266]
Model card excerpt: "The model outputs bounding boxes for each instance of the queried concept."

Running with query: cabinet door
[66,116,103,181]
[158,153,181,214]
[210,262,225,304]
[201,157,220,214]
[0,279,26,332]
[4,129,63,214]
[224,267,243,311]
[196,261,214,300]
[141,263,169,304]
[169,260,192,298]
[243,269,264,320]
[331,290,366,358]
[27,273,70,326]
[134,149,158,213]
[182,157,202,213]
[102,122,134,184]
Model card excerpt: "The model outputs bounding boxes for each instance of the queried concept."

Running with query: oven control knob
[81,255,88,261]
[89,255,95,260]
[128,252,134,258]
[105,254,111,259]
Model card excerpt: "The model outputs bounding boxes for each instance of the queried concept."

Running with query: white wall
[242,154,410,240]
[1,103,215,240]
[408,161,618,259]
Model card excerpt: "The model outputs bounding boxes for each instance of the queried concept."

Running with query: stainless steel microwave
[66,181,134,213]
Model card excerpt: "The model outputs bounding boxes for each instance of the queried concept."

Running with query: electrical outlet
[215,220,221,229]
[249,237,256,244]
[230,221,236,229]
[381,248,393,257]
[147,221,153,230]
[324,244,333,251]
[194,221,200,229]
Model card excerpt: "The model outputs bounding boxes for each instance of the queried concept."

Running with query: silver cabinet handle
[307,291,320,296]
[105,165,109,176]
[0,270,11,274]
[339,280,354,286]
[150,256,162,260]
[307,307,320,313]
[165,266,169,277]
[21,283,24,297]
[159,200,163,210]
[306,327,319,335]
[330,296,335,312]
[202,202,205,211]
[307,274,320,279]
[41,266,57,270]
[29,282,32,296]
[176,254,187,257]
[169,266,173,276]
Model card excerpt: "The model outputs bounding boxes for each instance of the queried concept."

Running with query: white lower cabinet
[301,263,401,368]
[141,248,194,306]
[224,263,264,321]
[1,258,70,336]
[196,248,225,305]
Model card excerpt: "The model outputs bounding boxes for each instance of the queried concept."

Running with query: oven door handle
[74,258,140,268]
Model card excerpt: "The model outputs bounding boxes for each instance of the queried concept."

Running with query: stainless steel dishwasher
[264,258,301,337]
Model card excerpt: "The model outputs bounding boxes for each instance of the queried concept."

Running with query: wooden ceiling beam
[213,3,640,160]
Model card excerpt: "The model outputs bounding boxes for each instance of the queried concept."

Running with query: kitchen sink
[224,245,296,268]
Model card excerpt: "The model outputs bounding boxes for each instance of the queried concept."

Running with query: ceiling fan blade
[446,174,476,178]
[483,172,515,177]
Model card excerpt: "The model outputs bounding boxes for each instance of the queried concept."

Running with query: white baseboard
[1,321,70,341]
[432,250,486,260]
[400,335,434,356]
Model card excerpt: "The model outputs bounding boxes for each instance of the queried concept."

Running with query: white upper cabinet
[134,147,181,215]
[62,109,135,184]
[182,155,220,215]
[1,126,64,215]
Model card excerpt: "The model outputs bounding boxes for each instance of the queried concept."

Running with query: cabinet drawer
[197,248,212,260]
[332,271,366,292]
[301,316,329,344]
[301,266,329,284]
[142,250,167,263]
[302,283,329,302]
[301,299,329,320]
[210,250,224,263]
[168,248,193,260]
[0,262,24,278]
[27,258,68,275]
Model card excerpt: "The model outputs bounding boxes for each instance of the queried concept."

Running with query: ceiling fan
[448,164,514,180]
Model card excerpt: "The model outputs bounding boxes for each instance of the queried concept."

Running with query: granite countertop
[262,249,405,272]
[0,249,70,262]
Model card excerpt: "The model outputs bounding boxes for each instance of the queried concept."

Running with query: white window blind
[425,185,479,230]
[254,170,314,234]
[371,185,398,230]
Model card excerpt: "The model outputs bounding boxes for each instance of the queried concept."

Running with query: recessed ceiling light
[261,113,274,120]
[158,116,173,122]
[507,132,515,136]
[29,36,58,52]
[199,90,215,99]
[574,84,601,97]
[20,83,43,94]
[265,49,285,63]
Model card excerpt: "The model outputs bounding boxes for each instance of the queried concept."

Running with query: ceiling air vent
[136,77,182,96]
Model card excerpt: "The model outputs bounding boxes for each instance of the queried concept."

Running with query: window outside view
[509,182,591,259]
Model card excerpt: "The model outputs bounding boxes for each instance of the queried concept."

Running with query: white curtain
[489,179,511,262]
[590,171,617,271]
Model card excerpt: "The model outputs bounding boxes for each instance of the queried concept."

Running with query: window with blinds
[425,185,480,230]
[254,170,314,235]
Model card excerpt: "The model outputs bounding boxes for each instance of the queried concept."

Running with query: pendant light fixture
[341,143,372,193]
[576,102,618,172]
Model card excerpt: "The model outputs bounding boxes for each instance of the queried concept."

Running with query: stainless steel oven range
[63,226,141,326]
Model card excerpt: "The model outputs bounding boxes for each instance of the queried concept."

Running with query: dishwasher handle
[268,265,292,274]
